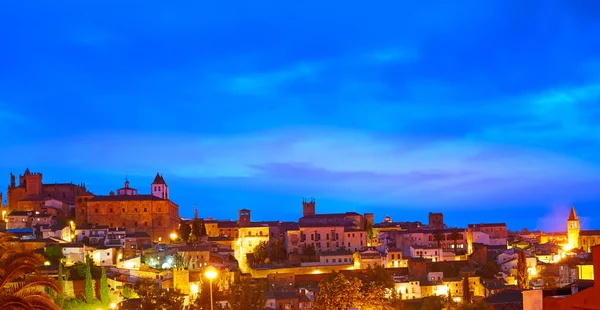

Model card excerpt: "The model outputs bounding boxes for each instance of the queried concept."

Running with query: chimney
[522,290,542,310]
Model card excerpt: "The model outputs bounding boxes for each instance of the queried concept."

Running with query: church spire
[194,203,198,219]
[568,206,578,221]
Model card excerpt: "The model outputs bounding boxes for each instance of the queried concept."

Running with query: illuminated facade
[466,223,507,254]
[567,206,580,250]
[74,174,179,242]
[538,206,600,252]
[7,169,91,214]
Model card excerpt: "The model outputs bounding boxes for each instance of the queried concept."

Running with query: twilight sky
[1,1,599,231]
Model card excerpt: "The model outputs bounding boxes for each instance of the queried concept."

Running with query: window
[326,259,329,263]
[122,208,125,212]
[109,208,113,213]
[144,222,148,226]
[95,208,99,213]
[144,208,147,212]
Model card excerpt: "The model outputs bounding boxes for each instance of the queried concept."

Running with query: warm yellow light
[529,267,537,276]
[312,269,322,274]
[170,233,177,240]
[190,283,199,294]
[436,285,449,296]
[44,261,51,266]
[110,303,117,309]
[204,266,218,280]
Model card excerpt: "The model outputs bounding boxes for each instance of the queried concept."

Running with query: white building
[410,245,443,262]
[286,225,367,254]
[61,243,87,266]
[90,247,117,266]
[75,225,109,245]
[319,250,354,266]
[394,276,422,300]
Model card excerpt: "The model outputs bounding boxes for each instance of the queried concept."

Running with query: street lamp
[170,232,177,244]
[204,266,218,310]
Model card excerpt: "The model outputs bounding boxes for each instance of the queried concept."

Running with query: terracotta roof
[580,230,600,236]
[152,173,167,185]
[88,194,165,202]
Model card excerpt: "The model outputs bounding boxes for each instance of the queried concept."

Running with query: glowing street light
[109,303,117,309]
[204,266,218,310]
[170,232,177,244]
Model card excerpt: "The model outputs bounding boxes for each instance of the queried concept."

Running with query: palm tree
[450,229,461,254]
[0,233,62,310]
[432,230,444,248]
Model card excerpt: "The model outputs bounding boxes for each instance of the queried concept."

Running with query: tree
[313,272,363,310]
[100,267,109,305]
[462,276,471,304]
[543,275,557,288]
[44,245,64,265]
[480,260,499,279]
[303,244,316,257]
[269,239,287,263]
[432,230,444,248]
[421,296,444,310]
[190,218,206,243]
[252,241,268,265]
[517,250,529,289]
[228,275,265,310]
[459,301,495,310]
[0,234,62,310]
[179,222,191,243]
[365,265,395,290]
[450,229,461,254]
[84,259,95,303]
[172,252,187,269]
[366,221,375,242]
[216,268,233,293]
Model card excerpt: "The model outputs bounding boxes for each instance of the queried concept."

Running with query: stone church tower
[567,206,580,250]
[151,173,169,199]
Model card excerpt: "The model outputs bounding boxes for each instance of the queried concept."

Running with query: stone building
[6,168,91,215]
[75,173,179,243]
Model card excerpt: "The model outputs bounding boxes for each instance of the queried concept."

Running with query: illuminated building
[567,206,580,250]
[7,168,91,215]
[75,173,179,243]
[538,206,600,253]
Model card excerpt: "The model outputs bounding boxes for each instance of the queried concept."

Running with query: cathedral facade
[75,174,180,243]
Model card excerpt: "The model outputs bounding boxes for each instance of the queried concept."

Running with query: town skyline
[0,167,593,233]
[2,1,599,232]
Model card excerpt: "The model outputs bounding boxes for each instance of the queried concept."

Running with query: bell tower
[567,206,580,250]
[151,173,169,199]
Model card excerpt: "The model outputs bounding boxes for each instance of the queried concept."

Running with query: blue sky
[1,1,599,231]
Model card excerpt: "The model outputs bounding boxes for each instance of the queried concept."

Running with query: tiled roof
[319,250,353,256]
[152,173,167,185]
[89,194,164,202]
[468,223,507,228]
[580,230,600,236]
[8,211,30,216]
[126,232,150,238]
[485,288,523,304]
